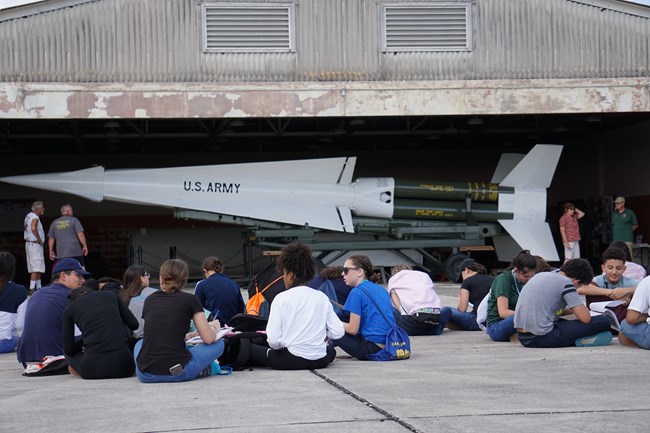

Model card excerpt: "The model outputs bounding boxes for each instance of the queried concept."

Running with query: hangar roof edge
[1,0,650,24]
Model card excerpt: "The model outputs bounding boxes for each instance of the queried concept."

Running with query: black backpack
[218,314,269,370]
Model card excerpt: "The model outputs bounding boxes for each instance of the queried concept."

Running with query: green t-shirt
[486,271,525,326]
[612,209,638,243]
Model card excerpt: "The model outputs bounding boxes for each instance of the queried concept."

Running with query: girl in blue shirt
[330,255,396,360]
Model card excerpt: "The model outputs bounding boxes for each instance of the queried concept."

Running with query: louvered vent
[383,4,470,52]
[203,3,294,52]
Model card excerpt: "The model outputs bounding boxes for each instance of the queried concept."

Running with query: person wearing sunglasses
[329,255,396,360]
[121,265,157,339]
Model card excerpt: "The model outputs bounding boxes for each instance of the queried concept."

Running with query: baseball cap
[614,196,625,204]
[456,258,477,283]
[53,258,91,277]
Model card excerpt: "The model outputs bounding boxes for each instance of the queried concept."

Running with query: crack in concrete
[311,369,423,433]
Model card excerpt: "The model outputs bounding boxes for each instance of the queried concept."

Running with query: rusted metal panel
[0,0,649,83]
[1,78,648,119]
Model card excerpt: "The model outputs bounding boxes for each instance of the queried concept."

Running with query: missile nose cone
[0,166,105,201]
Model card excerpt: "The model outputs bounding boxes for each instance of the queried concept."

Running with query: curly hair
[202,256,224,273]
[276,242,316,287]
[560,258,594,286]
[346,255,381,283]
[159,259,188,293]
[602,246,627,263]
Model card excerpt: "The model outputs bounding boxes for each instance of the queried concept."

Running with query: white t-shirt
[266,286,344,360]
[627,276,650,325]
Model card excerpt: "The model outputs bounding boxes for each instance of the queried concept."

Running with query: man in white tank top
[24,201,45,292]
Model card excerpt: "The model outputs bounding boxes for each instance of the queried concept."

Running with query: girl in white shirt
[249,243,344,370]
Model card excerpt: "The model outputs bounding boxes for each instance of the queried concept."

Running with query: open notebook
[185,327,233,345]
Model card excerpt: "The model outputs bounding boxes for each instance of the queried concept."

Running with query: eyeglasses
[143,272,150,278]
[342,267,359,275]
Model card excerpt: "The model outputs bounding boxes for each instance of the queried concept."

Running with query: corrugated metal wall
[0,0,648,82]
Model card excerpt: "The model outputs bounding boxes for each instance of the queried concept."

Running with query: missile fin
[337,206,355,233]
[491,153,524,184]
[497,219,560,262]
[499,144,563,188]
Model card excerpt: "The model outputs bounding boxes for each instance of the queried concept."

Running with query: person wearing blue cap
[16,258,90,367]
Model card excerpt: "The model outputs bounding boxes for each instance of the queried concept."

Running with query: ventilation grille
[383,4,470,52]
[204,4,294,52]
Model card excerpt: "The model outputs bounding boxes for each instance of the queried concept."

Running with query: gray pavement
[1,283,648,433]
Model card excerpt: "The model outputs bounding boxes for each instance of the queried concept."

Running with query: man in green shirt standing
[612,196,638,254]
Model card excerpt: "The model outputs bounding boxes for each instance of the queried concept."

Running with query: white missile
[0,144,563,260]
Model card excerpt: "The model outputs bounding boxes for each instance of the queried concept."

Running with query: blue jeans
[134,339,225,383]
[487,316,516,342]
[0,335,18,353]
[442,307,481,331]
[517,316,611,348]
[330,334,382,361]
[621,319,650,349]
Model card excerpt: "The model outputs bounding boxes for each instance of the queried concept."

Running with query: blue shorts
[620,320,650,350]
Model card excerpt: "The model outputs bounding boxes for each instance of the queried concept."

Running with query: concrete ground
[1,283,648,433]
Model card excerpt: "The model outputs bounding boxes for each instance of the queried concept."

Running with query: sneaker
[575,331,612,347]
[199,360,221,378]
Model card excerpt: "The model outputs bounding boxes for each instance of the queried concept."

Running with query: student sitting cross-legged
[485,250,536,342]
[514,258,612,348]
[439,258,493,333]
[577,247,640,324]
[134,259,224,383]
[619,276,650,350]
[249,243,344,370]
[329,255,397,360]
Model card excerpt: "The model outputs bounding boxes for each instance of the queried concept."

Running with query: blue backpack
[358,287,411,361]
[316,280,343,315]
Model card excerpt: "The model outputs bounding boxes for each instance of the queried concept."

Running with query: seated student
[619,276,650,349]
[609,240,646,281]
[578,247,640,324]
[134,259,224,383]
[308,266,353,310]
[194,256,245,325]
[514,259,612,348]
[120,266,157,339]
[386,265,442,336]
[439,258,493,332]
[62,287,139,379]
[330,255,397,360]
[0,252,27,353]
[485,251,536,342]
[247,262,286,305]
[249,243,344,370]
[534,255,554,273]
[17,258,89,366]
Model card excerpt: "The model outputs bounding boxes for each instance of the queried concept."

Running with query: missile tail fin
[499,144,563,188]
[497,219,560,262]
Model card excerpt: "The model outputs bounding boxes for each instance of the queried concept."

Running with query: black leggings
[250,344,336,370]
[66,347,135,379]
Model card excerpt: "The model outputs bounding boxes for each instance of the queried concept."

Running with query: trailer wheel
[445,253,470,283]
